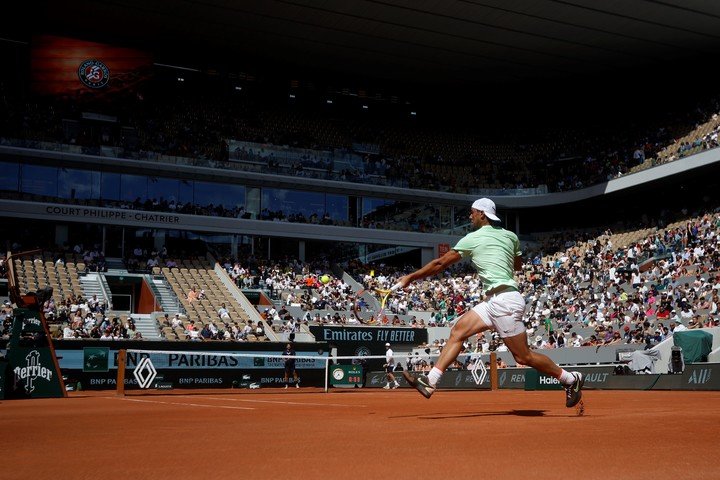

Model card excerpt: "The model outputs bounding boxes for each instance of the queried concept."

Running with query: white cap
[471,198,500,221]
[385,342,391,347]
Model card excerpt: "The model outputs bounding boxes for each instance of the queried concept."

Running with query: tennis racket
[375,288,392,312]
[351,288,366,320]
[374,283,402,320]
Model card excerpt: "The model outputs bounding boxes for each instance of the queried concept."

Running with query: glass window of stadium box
[261,188,348,225]
[100,172,121,201]
[362,198,434,231]
[2,159,464,235]
[0,161,19,193]
[193,181,245,213]
[119,174,148,202]
[58,168,101,200]
[20,164,58,197]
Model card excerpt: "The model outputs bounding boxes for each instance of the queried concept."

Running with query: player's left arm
[514,255,523,272]
[513,235,523,272]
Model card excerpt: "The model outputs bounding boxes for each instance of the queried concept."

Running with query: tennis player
[398,198,584,408]
[383,342,400,389]
[282,343,300,389]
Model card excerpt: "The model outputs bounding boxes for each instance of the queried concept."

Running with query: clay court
[3,389,719,480]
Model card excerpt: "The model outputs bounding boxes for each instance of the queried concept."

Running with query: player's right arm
[396,250,462,289]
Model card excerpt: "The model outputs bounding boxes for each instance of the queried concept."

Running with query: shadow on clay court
[390,409,547,420]
[68,388,331,398]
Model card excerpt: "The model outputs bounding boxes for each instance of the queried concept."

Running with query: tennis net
[116,349,381,394]
[115,348,491,394]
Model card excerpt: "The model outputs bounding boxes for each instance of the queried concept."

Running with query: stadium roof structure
[21,0,720,91]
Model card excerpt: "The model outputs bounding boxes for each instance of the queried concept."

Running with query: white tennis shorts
[472,290,526,338]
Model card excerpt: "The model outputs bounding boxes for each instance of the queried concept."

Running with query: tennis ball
[320,274,330,284]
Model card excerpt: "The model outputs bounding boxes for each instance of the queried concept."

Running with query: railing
[0,137,549,196]
[228,140,366,172]
[145,274,168,313]
[97,274,113,311]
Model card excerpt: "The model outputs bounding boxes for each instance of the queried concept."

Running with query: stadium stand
[2,33,720,371]
[2,87,719,197]
[317,207,720,357]
[3,199,718,354]
[158,258,266,341]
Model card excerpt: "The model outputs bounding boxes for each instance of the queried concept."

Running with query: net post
[324,357,329,393]
[489,352,498,391]
[116,349,127,397]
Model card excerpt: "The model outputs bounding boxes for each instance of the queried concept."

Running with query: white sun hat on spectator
[471,198,500,221]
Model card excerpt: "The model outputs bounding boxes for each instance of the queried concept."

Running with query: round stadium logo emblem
[354,346,371,357]
[78,59,110,89]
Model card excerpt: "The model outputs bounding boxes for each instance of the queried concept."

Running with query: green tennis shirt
[452,225,521,291]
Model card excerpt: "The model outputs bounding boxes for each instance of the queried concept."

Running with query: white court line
[175,395,366,408]
[110,397,255,410]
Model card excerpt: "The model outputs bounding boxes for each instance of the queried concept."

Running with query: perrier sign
[3,307,66,399]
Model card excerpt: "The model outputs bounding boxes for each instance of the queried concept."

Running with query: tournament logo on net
[78,59,110,89]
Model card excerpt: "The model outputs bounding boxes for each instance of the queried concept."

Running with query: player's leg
[387,371,399,388]
[485,291,584,407]
[435,309,489,371]
[503,332,584,407]
[284,368,290,389]
[384,367,392,389]
[293,369,300,388]
[403,309,490,398]
[502,333,561,376]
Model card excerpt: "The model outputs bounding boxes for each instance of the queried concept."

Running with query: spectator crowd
[2,80,720,198]
[3,204,719,356]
